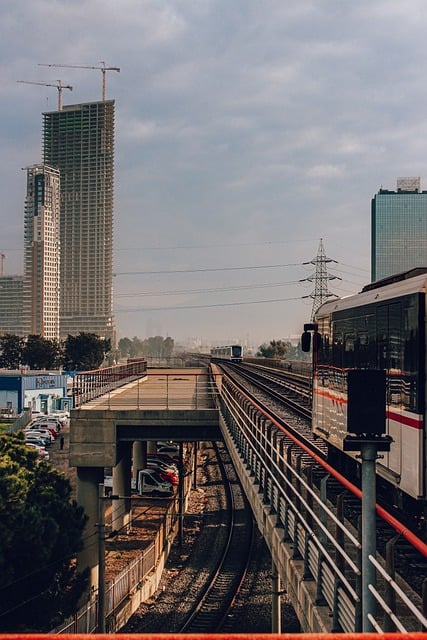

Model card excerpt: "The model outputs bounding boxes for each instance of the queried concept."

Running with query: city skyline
[1,2,427,346]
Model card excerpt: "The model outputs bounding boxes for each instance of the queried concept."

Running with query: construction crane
[0,252,5,277]
[17,79,73,110]
[38,61,120,101]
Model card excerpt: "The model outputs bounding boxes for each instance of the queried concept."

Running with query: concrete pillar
[112,442,132,533]
[133,440,147,481]
[147,439,157,454]
[76,466,104,589]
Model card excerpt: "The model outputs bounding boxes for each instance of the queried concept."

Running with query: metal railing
[216,375,427,633]
[73,360,147,407]
[95,372,218,410]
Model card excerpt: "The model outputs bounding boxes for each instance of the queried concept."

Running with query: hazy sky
[1,1,426,348]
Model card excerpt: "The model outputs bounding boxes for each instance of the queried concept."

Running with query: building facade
[42,101,115,342]
[23,164,61,339]
[0,276,24,336]
[371,177,427,281]
[0,371,69,415]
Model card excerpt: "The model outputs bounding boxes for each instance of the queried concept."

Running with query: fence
[52,488,185,633]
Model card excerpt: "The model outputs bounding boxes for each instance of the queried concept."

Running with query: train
[302,267,427,519]
[210,345,243,362]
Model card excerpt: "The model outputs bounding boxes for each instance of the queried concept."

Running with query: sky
[1,1,426,350]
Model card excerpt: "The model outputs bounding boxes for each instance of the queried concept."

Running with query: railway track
[179,442,254,633]
[215,361,427,611]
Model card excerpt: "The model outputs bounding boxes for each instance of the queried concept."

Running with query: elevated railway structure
[68,361,427,633]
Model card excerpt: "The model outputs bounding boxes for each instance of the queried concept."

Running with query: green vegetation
[0,332,111,371]
[0,433,88,632]
[118,335,174,359]
[257,339,289,359]
[62,333,111,370]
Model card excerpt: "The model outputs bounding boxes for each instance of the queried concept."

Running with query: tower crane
[17,79,73,110]
[0,251,5,277]
[38,61,120,101]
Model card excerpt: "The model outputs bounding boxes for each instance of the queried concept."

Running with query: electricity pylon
[301,238,340,320]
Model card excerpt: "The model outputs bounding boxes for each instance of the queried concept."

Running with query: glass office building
[371,177,427,281]
[42,101,115,342]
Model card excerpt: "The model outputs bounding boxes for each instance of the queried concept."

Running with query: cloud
[1,1,426,344]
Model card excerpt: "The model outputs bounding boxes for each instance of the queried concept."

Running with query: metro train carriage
[302,267,427,518]
[210,344,243,362]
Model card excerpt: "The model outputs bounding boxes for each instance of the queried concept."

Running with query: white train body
[312,268,426,509]
[210,345,243,362]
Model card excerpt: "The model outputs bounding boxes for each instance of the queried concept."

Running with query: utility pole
[300,238,340,320]
[38,61,120,101]
[17,79,72,110]
[97,484,106,633]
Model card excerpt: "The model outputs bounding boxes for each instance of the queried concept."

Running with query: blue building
[371,177,427,281]
[0,372,71,417]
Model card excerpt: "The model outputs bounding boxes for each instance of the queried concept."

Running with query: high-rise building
[0,276,24,336]
[23,164,61,340]
[42,100,115,342]
[371,177,427,281]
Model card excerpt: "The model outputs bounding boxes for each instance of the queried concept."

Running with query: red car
[146,462,178,485]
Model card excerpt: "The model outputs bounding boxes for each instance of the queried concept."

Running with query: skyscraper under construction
[42,100,115,342]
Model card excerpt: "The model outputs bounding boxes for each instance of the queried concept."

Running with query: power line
[115,295,304,313]
[113,262,302,277]
[115,279,302,298]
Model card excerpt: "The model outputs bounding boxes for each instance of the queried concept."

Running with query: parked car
[25,442,49,460]
[146,462,178,485]
[25,435,51,448]
[31,421,59,437]
[147,455,178,473]
[32,416,62,428]
[24,426,55,442]
[104,468,174,497]
[156,442,180,459]
[45,412,68,426]
[137,469,174,496]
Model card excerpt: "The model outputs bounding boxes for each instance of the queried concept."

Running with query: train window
[316,316,331,364]
[401,295,422,413]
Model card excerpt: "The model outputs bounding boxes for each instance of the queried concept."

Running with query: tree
[22,335,62,370]
[163,337,174,358]
[257,339,288,359]
[0,334,24,369]
[62,332,111,371]
[0,433,88,632]
[118,337,132,358]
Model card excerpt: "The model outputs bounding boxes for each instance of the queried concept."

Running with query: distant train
[210,345,243,363]
[302,267,427,518]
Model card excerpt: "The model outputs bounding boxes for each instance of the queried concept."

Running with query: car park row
[23,412,69,460]
[104,441,181,497]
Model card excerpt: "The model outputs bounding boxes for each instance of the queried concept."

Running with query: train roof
[315,267,427,317]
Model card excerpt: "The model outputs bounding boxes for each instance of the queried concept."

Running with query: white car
[25,442,49,460]
[24,427,55,443]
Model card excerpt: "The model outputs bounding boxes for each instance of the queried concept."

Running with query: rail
[86,372,218,410]
[216,375,427,632]
[73,360,147,407]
